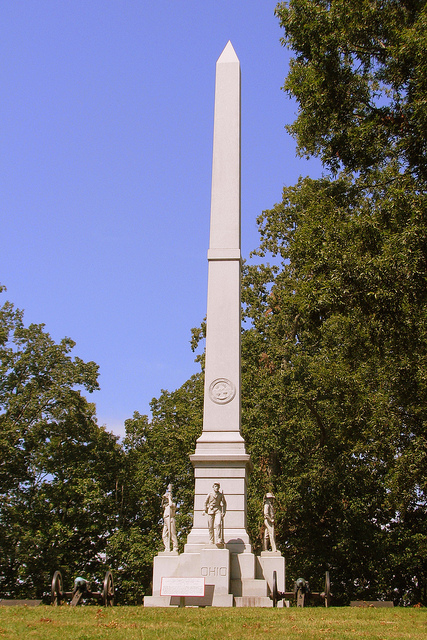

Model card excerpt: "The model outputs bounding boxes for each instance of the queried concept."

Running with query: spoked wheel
[272,570,278,608]
[51,570,63,606]
[102,571,114,606]
[324,571,331,607]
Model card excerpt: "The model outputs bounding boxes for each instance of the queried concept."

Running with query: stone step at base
[231,578,268,597]
[235,596,273,608]
[144,595,178,607]
[144,593,234,607]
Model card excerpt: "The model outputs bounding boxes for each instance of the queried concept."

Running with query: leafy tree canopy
[0,286,122,599]
[276,0,427,181]
[235,0,427,604]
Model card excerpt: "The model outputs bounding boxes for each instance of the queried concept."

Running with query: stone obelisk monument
[144,42,285,607]
[186,40,251,553]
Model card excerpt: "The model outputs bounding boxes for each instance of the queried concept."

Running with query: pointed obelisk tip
[217,40,239,63]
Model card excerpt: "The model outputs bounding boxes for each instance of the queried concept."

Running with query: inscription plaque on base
[160,577,205,597]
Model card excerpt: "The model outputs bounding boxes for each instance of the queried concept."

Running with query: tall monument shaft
[188,41,250,552]
[203,40,241,434]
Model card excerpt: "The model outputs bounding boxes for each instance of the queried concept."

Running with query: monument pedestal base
[144,547,285,608]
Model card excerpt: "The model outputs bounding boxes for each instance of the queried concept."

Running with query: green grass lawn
[0,605,425,640]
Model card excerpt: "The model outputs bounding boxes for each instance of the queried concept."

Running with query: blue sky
[1,1,320,436]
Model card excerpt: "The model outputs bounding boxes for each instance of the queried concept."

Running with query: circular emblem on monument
[209,378,236,405]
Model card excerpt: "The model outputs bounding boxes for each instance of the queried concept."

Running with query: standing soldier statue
[204,482,227,546]
[162,484,178,553]
[263,492,277,552]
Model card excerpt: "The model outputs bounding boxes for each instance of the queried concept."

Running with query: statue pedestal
[257,552,286,597]
[144,546,285,608]
[144,548,233,607]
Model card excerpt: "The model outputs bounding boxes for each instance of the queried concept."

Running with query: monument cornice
[207,248,241,261]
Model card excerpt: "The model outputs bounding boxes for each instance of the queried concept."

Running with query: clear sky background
[1,1,321,437]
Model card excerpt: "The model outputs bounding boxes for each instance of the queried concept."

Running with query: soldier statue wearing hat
[263,492,277,552]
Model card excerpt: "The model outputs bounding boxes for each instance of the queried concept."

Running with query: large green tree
[237,0,427,604]
[276,0,427,180]
[0,287,122,599]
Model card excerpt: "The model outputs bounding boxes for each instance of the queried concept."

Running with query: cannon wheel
[324,571,331,607]
[51,570,63,606]
[272,570,278,608]
[102,571,114,606]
